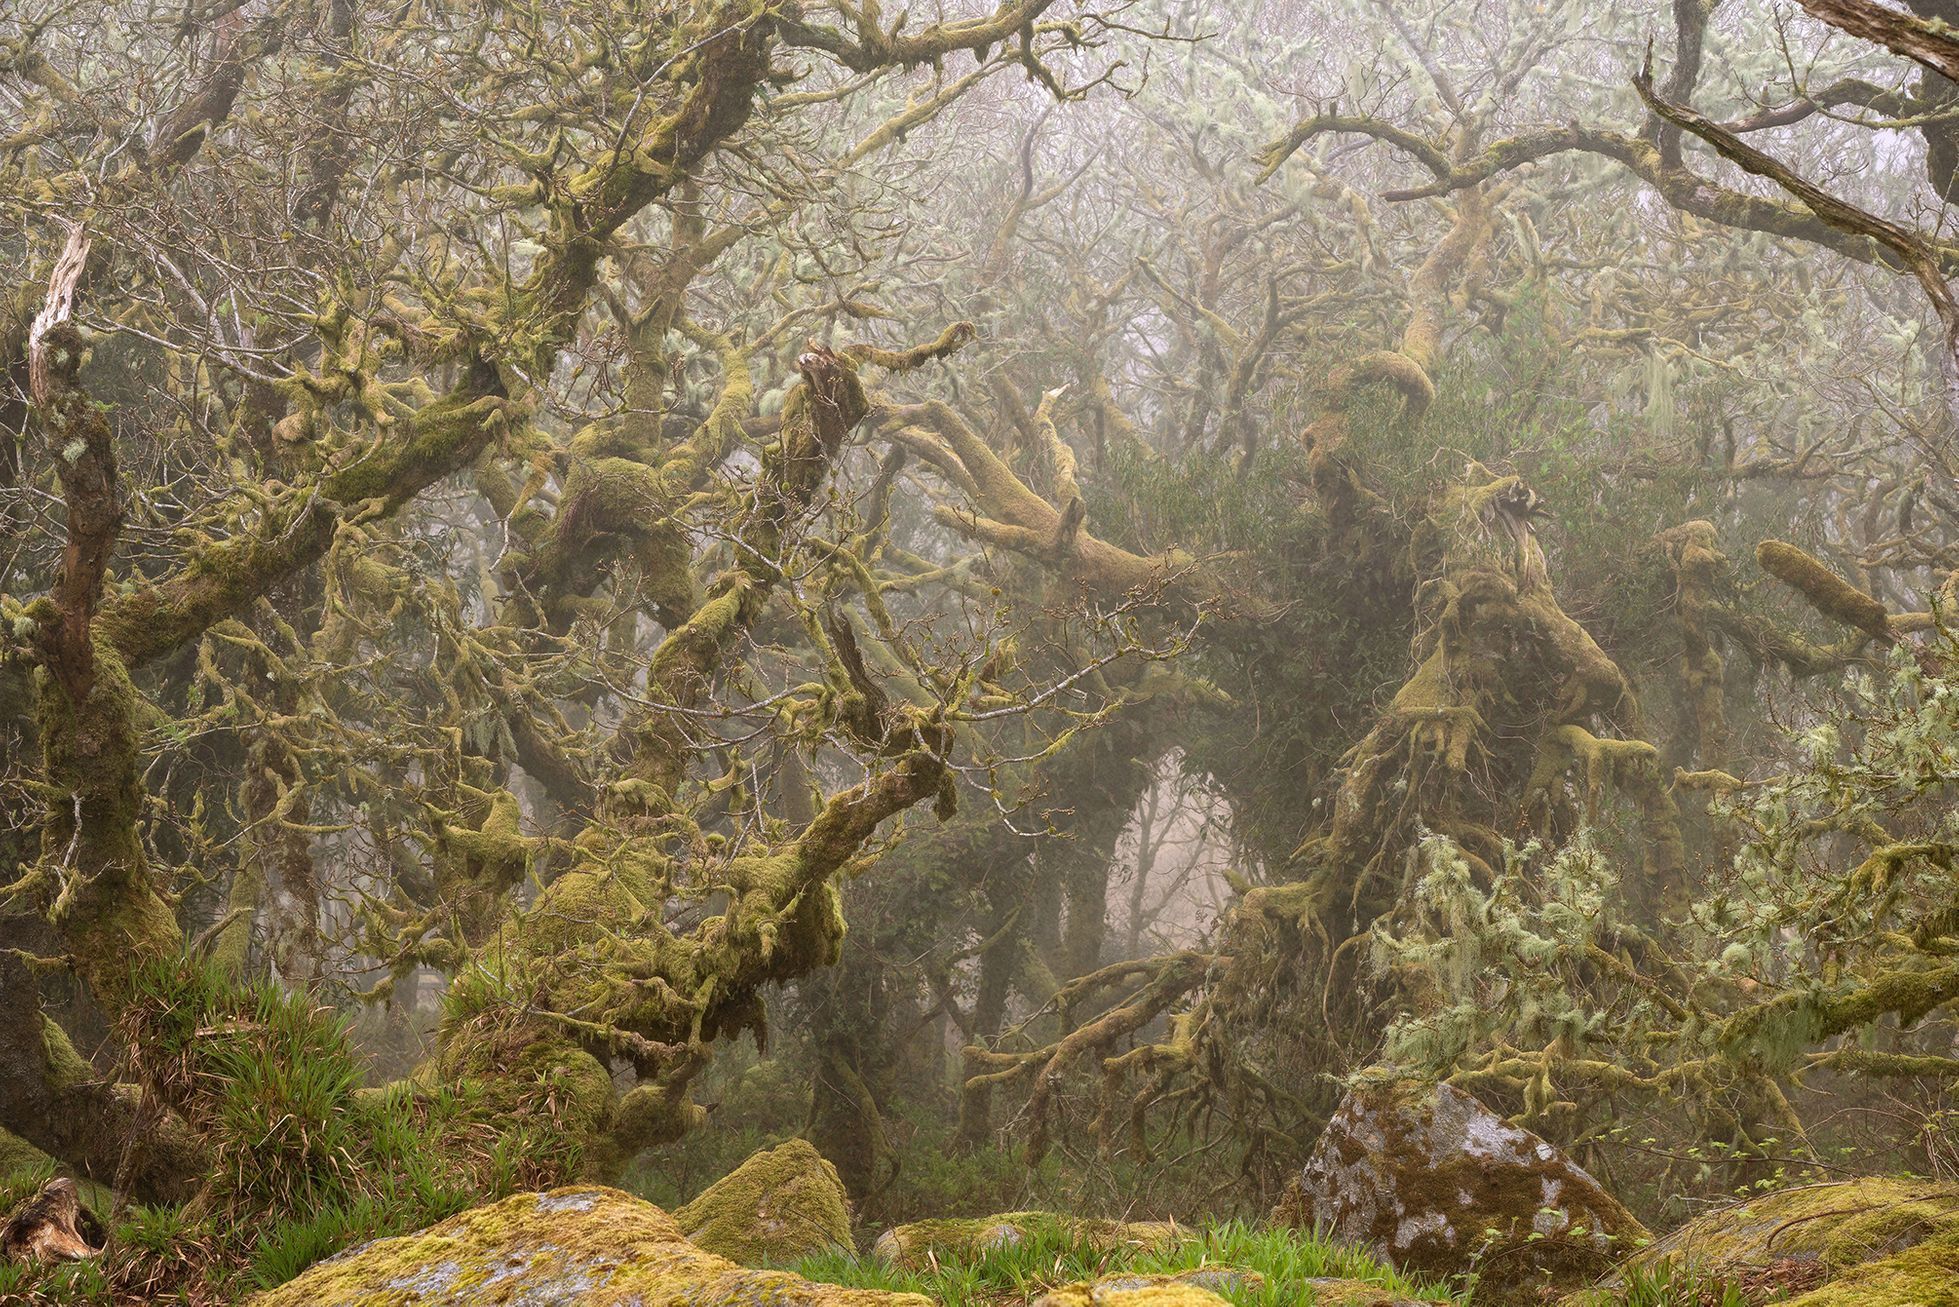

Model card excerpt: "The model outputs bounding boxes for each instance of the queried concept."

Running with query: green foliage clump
[120,958,463,1221]
[1101,436,1407,868]
[0,1256,110,1305]
[1582,1263,1753,1307]
[1372,830,1628,1091]
[0,957,576,1302]
[1366,635,1959,1214]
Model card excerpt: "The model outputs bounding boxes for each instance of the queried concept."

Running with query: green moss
[648,579,750,688]
[447,847,691,1032]
[96,502,335,668]
[1783,1234,1959,1306]
[246,1185,931,1306]
[0,1126,56,1181]
[612,1081,710,1157]
[98,387,510,669]
[34,640,182,1004]
[433,1022,612,1164]
[38,1016,94,1091]
[675,1139,852,1266]
[1617,1178,1959,1281]
[323,390,510,509]
[421,346,912,1188]
[514,454,699,620]
[1032,1270,1294,1305]
[1755,540,1889,638]
[432,786,537,943]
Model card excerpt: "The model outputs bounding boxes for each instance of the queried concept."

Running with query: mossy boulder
[247,1184,930,1306]
[1271,1080,1645,1304]
[1030,1268,1264,1304]
[675,1138,853,1266]
[1570,1178,1959,1307]
[1782,1234,1959,1307]
[870,1212,1190,1269]
[0,1127,56,1181]
[1031,1283,1230,1307]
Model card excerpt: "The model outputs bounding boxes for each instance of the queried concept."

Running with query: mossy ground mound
[1032,1283,1232,1307]
[871,1212,1190,1269]
[676,1137,853,1266]
[0,1128,54,1179]
[246,1184,929,1306]
[1780,1233,1959,1307]
[1572,1178,1959,1307]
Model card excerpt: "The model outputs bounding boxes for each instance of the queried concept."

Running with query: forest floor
[789,1221,1464,1306]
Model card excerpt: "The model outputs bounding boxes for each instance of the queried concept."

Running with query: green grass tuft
[1604,1263,1754,1307]
[0,955,571,1302]
[792,1219,1465,1306]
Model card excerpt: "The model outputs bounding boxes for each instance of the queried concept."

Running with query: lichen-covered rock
[246,1184,930,1306]
[1028,1268,1263,1304]
[1271,1080,1645,1303]
[1030,1282,1230,1307]
[870,1212,1190,1269]
[1571,1178,1959,1307]
[675,1138,853,1266]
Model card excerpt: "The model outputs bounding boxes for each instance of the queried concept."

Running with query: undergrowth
[1608,1263,1755,1307]
[624,1061,1260,1229]
[0,956,571,1305]
[791,1218,1466,1306]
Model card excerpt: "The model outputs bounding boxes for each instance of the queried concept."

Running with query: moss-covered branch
[100,373,519,669]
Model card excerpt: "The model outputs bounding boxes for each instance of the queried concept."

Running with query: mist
[3,3,1958,1304]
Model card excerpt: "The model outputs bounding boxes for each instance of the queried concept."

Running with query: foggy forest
[4,2,1959,1304]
